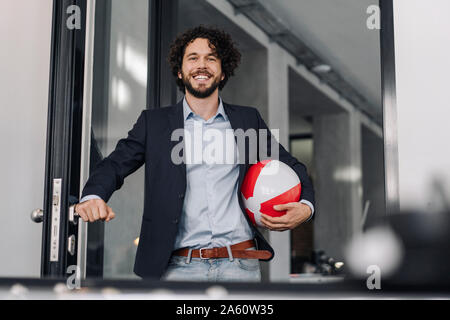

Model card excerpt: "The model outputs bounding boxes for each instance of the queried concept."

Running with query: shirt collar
[183,96,227,122]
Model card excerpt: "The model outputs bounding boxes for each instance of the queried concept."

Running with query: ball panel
[241,160,303,228]
[253,161,301,203]
[245,208,257,226]
[241,160,270,200]
[259,183,301,218]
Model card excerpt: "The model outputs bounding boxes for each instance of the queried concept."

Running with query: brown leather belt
[172,240,272,260]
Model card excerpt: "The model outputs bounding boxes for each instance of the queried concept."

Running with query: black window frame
[0,0,398,289]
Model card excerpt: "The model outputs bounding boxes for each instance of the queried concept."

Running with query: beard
[182,71,222,98]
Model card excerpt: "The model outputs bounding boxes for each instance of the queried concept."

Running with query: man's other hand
[74,199,116,223]
[260,202,312,231]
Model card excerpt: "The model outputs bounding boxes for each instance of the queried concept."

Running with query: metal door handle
[31,205,79,224]
[31,209,44,223]
[69,204,79,224]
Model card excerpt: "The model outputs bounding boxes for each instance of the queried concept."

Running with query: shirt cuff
[300,199,314,222]
[80,194,102,203]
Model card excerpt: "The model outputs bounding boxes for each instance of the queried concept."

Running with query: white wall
[0,0,53,277]
[394,0,450,213]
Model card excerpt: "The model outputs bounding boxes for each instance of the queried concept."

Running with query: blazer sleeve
[254,108,315,207]
[81,110,147,202]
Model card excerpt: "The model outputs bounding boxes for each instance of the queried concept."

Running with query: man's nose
[198,57,207,68]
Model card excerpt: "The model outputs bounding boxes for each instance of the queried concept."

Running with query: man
[76,26,315,282]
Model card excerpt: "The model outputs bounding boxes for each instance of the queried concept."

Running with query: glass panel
[289,137,314,274]
[82,0,385,284]
[176,0,384,283]
[87,0,149,279]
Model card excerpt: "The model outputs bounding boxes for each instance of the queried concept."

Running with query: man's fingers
[261,218,289,232]
[81,205,95,222]
[273,203,296,211]
[106,207,116,222]
[260,215,290,230]
[76,206,89,222]
[261,214,289,225]
[92,206,100,221]
[86,207,95,222]
[75,200,115,223]
[99,205,108,220]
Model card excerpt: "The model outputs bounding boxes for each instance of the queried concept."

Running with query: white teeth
[194,75,209,80]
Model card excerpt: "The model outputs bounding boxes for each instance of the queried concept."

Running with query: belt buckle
[199,248,209,260]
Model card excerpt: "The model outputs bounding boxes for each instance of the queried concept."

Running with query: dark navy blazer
[81,100,315,279]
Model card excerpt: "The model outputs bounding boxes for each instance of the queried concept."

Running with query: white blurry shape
[334,166,361,183]
[116,39,148,87]
[101,287,122,299]
[148,289,176,299]
[9,283,29,299]
[112,77,131,111]
[312,64,332,73]
[53,282,70,294]
[206,285,228,299]
[345,226,403,278]
[117,38,124,67]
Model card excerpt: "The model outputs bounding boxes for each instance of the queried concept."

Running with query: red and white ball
[241,160,301,228]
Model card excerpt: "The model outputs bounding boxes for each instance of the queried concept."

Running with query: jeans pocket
[234,258,260,271]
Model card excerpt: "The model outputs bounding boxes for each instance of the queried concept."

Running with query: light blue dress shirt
[172,97,254,250]
[80,96,314,250]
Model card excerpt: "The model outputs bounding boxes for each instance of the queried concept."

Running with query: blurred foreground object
[302,250,345,276]
[345,210,450,286]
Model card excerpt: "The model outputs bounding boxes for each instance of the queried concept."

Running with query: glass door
[79,0,178,280]
[83,0,150,279]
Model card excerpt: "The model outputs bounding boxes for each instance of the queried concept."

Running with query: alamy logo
[66,265,81,290]
[170,127,280,165]
[66,5,81,30]
[366,5,380,30]
[366,265,381,290]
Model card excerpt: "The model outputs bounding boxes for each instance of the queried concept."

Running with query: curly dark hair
[168,25,241,93]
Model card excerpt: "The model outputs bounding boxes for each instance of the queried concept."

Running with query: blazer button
[178,193,185,199]
[173,218,179,224]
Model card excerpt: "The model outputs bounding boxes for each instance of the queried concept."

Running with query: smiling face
[178,38,225,98]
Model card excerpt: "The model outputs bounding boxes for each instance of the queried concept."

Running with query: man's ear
[178,72,182,79]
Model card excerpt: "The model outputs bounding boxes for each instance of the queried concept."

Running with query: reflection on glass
[88,0,149,279]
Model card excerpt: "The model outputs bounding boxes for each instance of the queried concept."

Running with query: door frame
[40,0,399,280]
[41,0,178,278]
[380,0,400,217]
[41,0,87,277]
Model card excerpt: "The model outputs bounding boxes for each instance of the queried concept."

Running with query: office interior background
[0,0,449,298]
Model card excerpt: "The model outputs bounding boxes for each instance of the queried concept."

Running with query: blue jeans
[161,248,261,283]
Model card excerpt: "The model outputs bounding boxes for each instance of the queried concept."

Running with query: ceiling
[177,0,383,132]
[258,0,382,113]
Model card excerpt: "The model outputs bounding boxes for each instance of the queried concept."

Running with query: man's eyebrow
[185,52,218,58]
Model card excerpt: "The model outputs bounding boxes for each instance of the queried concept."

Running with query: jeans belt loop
[185,248,193,264]
[226,245,234,262]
